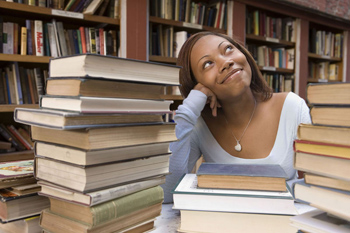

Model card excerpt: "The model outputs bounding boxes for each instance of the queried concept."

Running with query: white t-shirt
[162,90,311,203]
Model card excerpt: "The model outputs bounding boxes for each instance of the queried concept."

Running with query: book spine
[34,20,44,56]
[12,62,24,104]
[7,125,33,150]
[20,27,27,55]
[0,124,26,151]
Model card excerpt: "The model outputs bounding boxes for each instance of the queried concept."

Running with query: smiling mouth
[220,68,243,84]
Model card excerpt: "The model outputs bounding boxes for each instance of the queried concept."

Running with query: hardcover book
[304,173,350,192]
[310,105,350,127]
[306,82,350,105]
[196,163,287,191]
[294,139,350,159]
[48,54,180,85]
[0,160,36,189]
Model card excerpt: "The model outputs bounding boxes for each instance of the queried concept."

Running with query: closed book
[293,180,350,221]
[297,123,350,146]
[0,150,34,163]
[294,139,350,159]
[306,82,350,105]
[0,124,26,151]
[39,96,173,113]
[48,54,180,85]
[172,174,298,215]
[310,105,350,127]
[14,107,166,130]
[38,175,165,206]
[31,123,176,150]
[34,155,170,192]
[45,77,169,99]
[40,202,161,233]
[294,151,350,182]
[304,173,350,192]
[0,215,41,233]
[196,163,287,191]
[48,186,163,228]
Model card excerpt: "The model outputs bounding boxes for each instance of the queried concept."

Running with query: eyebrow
[197,41,226,65]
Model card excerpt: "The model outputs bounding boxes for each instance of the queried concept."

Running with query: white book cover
[46,23,58,58]
[34,20,44,56]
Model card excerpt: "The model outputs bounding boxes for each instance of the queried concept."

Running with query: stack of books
[291,82,350,232]
[173,163,300,233]
[14,54,180,233]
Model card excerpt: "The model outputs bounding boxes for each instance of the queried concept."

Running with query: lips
[220,68,243,84]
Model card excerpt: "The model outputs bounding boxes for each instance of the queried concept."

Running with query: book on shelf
[297,123,350,146]
[34,20,44,56]
[293,180,350,221]
[0,215,41,233]
[45,77,170,99]
[38,175,166,206]
[30,123,176,150]
[304,173,350,192]
[0,189,49,223]
[0,150,34,163]
[14,108,166,130]
[172,174,298,215]
[310,105,350,127]
[34,141,171,166]
[6,125,32,150]
[40,202,161,233]
[48,54,180,85]
[47,186,163,228]
[290,209,350,233]
[20,26,27,55]
[306,82,350,105]
[294,139,350,159]
[0,124,26,151]
[0,141,11,150]
[294,151,350,182]
[196,163,287,191]
[39,95,173,113]
[178,209,297,233]
[35,154,170,192]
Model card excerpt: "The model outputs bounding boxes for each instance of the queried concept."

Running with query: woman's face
[190,35,252,99]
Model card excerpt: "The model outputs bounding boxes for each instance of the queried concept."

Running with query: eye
[202,61,213,69]
[225,45,234,53]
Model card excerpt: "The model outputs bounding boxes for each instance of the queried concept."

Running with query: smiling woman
[161,31,311,203]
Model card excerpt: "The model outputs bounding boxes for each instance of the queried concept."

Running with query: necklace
[224,98,257,152]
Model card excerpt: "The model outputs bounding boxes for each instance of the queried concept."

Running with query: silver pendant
[235,142,242,152]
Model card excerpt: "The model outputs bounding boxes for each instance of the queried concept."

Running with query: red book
[7,125,32,150]
[79,27,87,54]
[99,28,104,55]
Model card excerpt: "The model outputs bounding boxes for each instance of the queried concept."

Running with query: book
[34,140,170,166]
[172,174,298,215]
[48,54,180,85]
[35,154,170,192]
[48,186,163,228]
[0,124,26,151]
[304,173,350,192]
[178,209,297,233]
[40,202,161,233]
[0,215,41,233]
[0,150,34,163]
[290,209,350,233]
[31,123,176,150]
[310,105,350,127]
[196,163,287,191]
[8,183,41,195]
[39,96,173,113]
[0,190,49,222]
[45,77,169,99]
[294,139,350,159]
[293,180,350,221]
[34,20,44,56]
[38,175,165,206]
[0,141,11,150]
[83,0,104,14]
[14,108,166,130]
[0,160,35,189]
[6,125,32,150]
[306,82,350,105]
[294,151,350,182]
[297,123,350,146]
[20,27,27,55]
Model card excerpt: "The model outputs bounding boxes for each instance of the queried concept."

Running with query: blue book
[12,62,23,105]
[25,20,33,55]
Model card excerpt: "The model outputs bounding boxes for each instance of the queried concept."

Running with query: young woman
[162,31,311,203]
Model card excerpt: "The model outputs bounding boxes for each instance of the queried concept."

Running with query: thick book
[172,174,298,215]
[40,202,161,233]
[306,82,350,105]
[39,95,173,113]
[34,141,171,166]
[290,209,350,233]
[196,163,287,191]
[310,105,350,127]
[294,151,350,182]
[14,107,166,130]
[297,123,350,146]
[294,139,350,159]
[0,215,41,233]
[31,123,176,150]
[34,155,170,192]
[293,180,350,221]
[48,54,180,85]
[0,190,49,222]
[45,77,170,99]
[37,175,166,206]
[304,173,350,192]
[48,186,163,228]
[179,209,297,233]
[0,150,34,163]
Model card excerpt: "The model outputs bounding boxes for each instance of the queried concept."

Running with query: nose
[220,59,234,73]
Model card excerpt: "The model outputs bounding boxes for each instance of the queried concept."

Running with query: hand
[194,83,221,117]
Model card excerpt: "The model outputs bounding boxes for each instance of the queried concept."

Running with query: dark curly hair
[176,31,273,101]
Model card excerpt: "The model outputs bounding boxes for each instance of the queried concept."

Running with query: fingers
[193,83,220,117]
